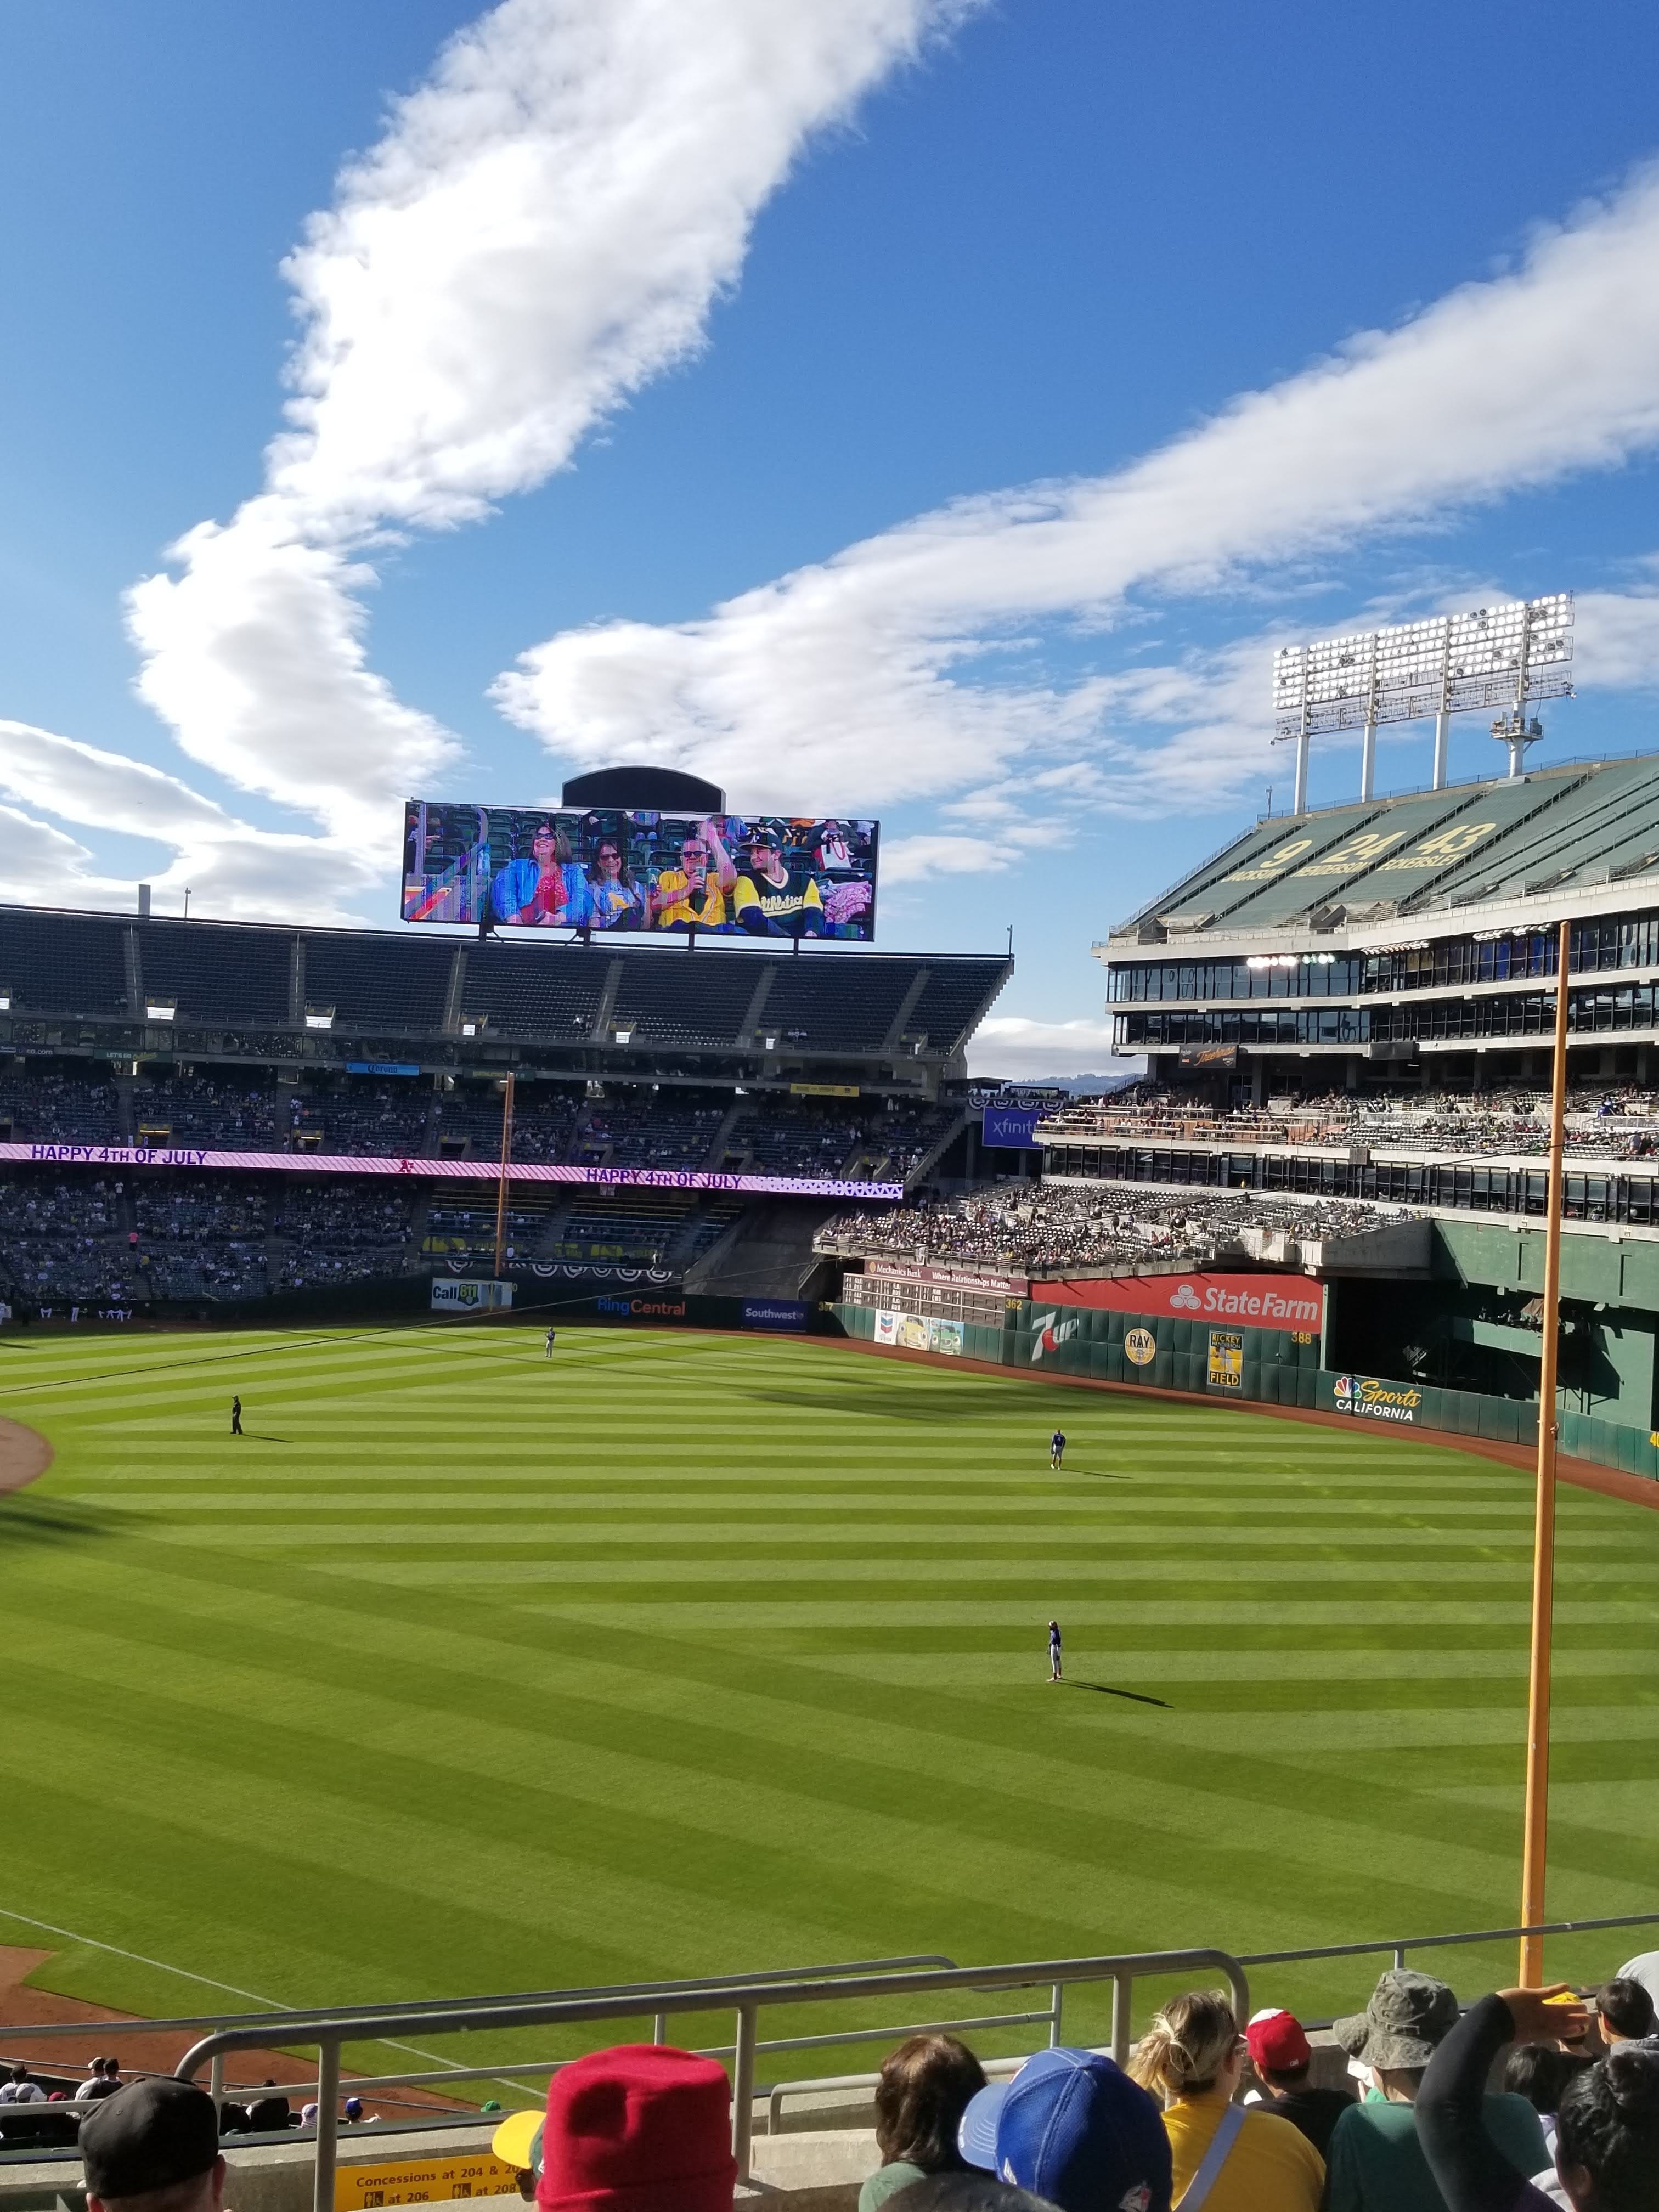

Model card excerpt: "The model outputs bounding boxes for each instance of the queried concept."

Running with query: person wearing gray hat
[80,2078,225,2212]
[1325,1971,1548,2212]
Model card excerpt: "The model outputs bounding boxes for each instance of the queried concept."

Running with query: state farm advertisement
[1043,1272,1324,1333]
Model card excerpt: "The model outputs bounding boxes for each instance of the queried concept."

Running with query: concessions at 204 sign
[1040,1272,1325,1333]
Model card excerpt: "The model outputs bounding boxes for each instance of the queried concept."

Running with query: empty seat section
[904,961,1009,1053]
[611,952,760,1045]
[465,944,610,1036]
[303,933,452,1030]
[0,908,128,1015]
[139,922,291,1023]
[761,958,918,1052]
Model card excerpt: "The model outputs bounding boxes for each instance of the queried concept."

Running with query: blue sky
[3,0,1659,1073]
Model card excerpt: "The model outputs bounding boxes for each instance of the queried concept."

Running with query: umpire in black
[82,2077,225,2212]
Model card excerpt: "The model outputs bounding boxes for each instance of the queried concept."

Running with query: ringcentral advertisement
[403,802,879,940]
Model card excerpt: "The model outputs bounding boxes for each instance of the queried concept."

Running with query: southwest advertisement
[403,802,878,939]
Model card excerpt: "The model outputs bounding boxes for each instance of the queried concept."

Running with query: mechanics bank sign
[1044,1272,1324,1333]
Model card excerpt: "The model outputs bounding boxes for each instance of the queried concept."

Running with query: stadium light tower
[1272,595,1574,814]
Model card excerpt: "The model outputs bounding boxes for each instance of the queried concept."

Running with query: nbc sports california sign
[1041,1272,1324,1334]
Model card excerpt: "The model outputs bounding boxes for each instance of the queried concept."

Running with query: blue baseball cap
[957,2047,1171,2212]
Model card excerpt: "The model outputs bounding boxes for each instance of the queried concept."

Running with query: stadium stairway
[686,1200,838,1298]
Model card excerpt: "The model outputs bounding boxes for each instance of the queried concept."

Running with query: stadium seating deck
[139,919,291,1024]
[0,908,130,1015]
[1129,753,1659,938]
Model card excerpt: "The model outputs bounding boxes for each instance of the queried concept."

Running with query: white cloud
[122,0,976,865]
[498,163,1659,811]
[1578,573,1659,692]
[0,720,381,923]
[967,1014,1128,1081]
[0,804,134,910]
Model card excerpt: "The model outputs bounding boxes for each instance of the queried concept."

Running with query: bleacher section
[462,941,607,1037]
[303,932,454,1031]
[138,918,290,1024]
[611,955,761,1046]
[759,958,917,1053]
[0,908,129,1016]
[0,898,1013,1314]
[0,906,1009,1075]
[1122,755,1659,938]
[1103,749,1659,1102]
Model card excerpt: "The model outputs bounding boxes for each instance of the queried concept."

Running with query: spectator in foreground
[1598,1978,1657,2048]
[860,2034,986,2212]
[81,2077,225,2212]
[490,2043,736,2211]
[1244,2007,1353,2157]
[1503,2044,1587,2162]
[1326,1969,1547,2211]
[1418,1982,1659,2212]
[887,2180,1058,2212]
[1129,1989,1322,2209]
[956,2044,1171,2212]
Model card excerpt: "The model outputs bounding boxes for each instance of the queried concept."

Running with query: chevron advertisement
[1041,1272,1324,1332]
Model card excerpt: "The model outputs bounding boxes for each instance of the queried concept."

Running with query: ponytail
[1128,1990,1239,2105]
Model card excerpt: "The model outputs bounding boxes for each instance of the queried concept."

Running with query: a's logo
[1124,1328,1156,1367]
[1169,1283,1200,1311]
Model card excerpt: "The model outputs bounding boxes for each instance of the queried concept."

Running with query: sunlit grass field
[2,1319,1656,2087]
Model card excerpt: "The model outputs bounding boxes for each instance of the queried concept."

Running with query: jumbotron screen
[403,802,879,940]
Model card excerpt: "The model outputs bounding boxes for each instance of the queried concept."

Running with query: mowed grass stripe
[5,1324,1658,2038]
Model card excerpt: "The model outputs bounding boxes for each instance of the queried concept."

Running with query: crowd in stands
[7,1950,1658,2210]
[132,1076,279,1147]
[0,1071,122,1142]
[1046,1083,1659,1163]
[273,1189,415,1290]
[291,1086,432,1156]
[823,1181,1407,1274]
[134,1184,268,1300]
[0,1179,128,1302]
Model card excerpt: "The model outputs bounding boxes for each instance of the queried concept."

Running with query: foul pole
[493,1072,516,1281]
[1519,917,1572,1985]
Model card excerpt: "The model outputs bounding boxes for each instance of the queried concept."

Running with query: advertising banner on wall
[403,801,878,940]
[981,1104,1046,1150]
[1041,1272,1324,1333]
[430,1278,514,1312]
[1207,1329,1244,1389]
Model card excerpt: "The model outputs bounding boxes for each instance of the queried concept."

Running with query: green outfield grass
[1,1319,1657,2086]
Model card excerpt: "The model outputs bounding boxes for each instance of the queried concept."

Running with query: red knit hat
[1246,2009,1312,2072]
[532,2045,736,2212]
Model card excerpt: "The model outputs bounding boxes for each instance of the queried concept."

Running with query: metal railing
[7,1911,1658,2205]
[159,1948,1248,2209]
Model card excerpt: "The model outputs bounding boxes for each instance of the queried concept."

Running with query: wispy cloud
[22,0,975,900]
[125,0,975,848]
[0,721,376,920]
[498,163,1659,812]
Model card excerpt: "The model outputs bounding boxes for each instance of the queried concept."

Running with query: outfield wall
[831,1296,1659,1482]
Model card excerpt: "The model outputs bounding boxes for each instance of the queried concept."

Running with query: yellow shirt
[652,870,727,928]
[731,871,822,926]
[1162,2097,1323,2212]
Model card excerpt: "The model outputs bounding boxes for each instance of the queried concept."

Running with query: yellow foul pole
[1519,917,1571,1986]
[493,1071,516,1281]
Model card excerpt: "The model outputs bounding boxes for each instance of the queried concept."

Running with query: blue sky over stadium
[3,0,1659,1074]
